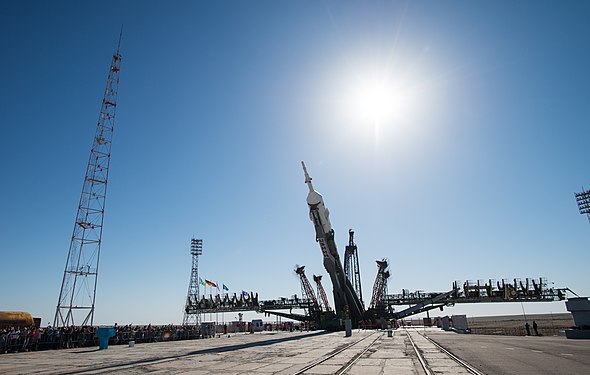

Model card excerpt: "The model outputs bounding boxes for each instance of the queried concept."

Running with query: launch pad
[185,163,572,330]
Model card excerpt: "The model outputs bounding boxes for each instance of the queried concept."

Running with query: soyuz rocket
[302,161,365,321]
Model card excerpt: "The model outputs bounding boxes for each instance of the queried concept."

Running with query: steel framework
[313,274,332,311]
[369,259,390,309]
[295,265,319,313]
[54,39,122,327]
[183,238,203,325]
[344,229,363,307]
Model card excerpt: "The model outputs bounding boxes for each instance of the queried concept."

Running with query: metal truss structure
[369,259,390,309]
[385,277,570,319]
[54,38,122,327]
[295,266,320,315]
[189,293,314,316]
[344,229,363,307]
[313,274,332,312]
[183,238,203,325]
[185,277,571,326]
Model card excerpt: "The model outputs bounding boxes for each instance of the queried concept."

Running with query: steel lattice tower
[369,259,390,309]
[295,265,319,308]
[313,274,332,312]
[344,229,363,306]
[54,38,122,327]
[183,238,203,325]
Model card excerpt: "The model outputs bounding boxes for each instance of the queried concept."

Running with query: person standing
[533,321,539,336]
[525,322,531,336]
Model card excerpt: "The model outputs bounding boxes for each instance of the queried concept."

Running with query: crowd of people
[0,324,202,354]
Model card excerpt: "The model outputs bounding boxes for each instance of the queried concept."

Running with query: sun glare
[352,77,396,123]
[344,71,418,128]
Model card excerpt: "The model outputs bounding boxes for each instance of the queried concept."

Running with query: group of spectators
[0,324,201,354]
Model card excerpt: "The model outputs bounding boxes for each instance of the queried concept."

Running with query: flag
[205,279,217,288]
[223,284,229,291]
[199,278,205,286]
[242,290,249,298]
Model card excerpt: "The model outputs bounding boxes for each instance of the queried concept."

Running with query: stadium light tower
[183,238,203,325]
[575,188,590,222]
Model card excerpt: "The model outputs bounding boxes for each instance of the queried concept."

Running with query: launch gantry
[344,230,364,307]
[369,259,390,310]
[313,274,332,312]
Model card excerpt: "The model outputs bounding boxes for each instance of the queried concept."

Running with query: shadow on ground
[64,331,329,374]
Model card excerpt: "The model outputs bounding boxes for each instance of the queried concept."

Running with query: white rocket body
[301,162,365,321]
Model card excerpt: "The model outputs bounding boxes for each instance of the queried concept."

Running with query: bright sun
[352,77,396,123]
[345,72,416,127]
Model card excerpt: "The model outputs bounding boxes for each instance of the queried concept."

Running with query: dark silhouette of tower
[54,36,122,327]
[370,259,390,309]
[344,229,363,306]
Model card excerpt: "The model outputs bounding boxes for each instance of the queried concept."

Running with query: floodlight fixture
[191,238,203,256]
[575,188,590,221]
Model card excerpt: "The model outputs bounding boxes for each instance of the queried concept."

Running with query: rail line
[294,331,381,375]
[405,328,485,375]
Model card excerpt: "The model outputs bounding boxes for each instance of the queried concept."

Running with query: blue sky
[1,1,589,325]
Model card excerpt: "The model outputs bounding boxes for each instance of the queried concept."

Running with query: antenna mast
[54,40,122,327]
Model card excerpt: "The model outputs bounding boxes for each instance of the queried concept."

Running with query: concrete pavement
[1,328,588,374]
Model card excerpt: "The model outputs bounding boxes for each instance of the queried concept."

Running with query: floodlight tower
[183,238,203,325]
[575,188,590,222]
[54,36,122,327]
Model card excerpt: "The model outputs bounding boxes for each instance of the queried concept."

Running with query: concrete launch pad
[1,329,589,374]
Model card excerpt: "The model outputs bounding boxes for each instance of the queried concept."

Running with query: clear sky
[1,1,589,325]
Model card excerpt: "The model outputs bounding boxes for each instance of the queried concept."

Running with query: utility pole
[183,238,203,325]
[54,34,122,327]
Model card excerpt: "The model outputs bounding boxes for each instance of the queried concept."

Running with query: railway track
[293,331,382,375]
[405,328,485,375]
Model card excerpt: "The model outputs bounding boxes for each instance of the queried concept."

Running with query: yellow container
[0,311,34,328]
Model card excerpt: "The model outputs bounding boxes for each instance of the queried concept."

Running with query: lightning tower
[54,36,122,327]
[183,238,203,325]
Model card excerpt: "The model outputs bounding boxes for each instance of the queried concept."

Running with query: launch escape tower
[54,39,122,327]
[344,229,363,307]
[183,238,203,325]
